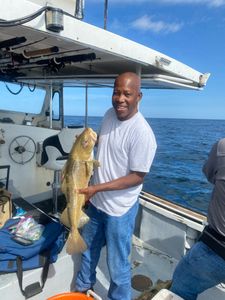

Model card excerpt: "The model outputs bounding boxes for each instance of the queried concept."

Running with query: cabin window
[63,87,86,127]
[63,87,111,119]
[0,82,45,114]
[52,91,60,120]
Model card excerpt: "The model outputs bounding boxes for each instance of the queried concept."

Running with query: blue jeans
[75,201,139,300]
[170,241,225,300]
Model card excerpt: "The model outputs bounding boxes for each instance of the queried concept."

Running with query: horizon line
[64,115,225,121]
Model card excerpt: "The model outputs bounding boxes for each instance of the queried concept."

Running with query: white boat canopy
[0,0,210,90]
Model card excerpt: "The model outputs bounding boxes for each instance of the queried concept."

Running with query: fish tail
[60,207,70,228]
[66,230,87,254]
[78,210,90,228]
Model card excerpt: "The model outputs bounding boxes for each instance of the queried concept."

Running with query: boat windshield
[0,81,45,114]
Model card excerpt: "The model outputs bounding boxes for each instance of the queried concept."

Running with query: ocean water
[65,116,225,215]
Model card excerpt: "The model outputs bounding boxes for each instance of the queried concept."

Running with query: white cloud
[157,0,225,7]
[131,15,183,33]
[209,0,225,7]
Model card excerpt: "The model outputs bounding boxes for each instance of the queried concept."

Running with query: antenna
[104,0,108,30]
[75,0,85,20]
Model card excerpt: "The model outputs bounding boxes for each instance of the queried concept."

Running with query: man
[170,138,225,300]
[75,72,157,299]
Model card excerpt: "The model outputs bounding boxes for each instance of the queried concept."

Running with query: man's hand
[78,186,97,202]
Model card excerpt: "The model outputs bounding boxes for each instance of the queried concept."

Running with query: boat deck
[1,197,225,299]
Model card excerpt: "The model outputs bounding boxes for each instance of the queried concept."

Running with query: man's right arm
[79,171,146,202]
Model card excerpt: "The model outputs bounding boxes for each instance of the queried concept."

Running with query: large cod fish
[60,127,98,254]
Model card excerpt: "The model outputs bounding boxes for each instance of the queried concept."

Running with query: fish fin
[66,230,87,254]
[60,207,71,228]
[78,210,89,228]
[93,160,100,168]
[85,161,93,178]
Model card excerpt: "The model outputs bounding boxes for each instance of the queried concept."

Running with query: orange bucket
[47,292,93,300]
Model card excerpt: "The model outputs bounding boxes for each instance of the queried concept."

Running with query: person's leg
[105,201,139,300]
[170,241,225,300]
[75,204,106,292]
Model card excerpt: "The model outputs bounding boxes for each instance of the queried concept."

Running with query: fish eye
[82,139,89,146]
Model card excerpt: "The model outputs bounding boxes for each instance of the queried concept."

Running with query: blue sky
[71,0,225,119]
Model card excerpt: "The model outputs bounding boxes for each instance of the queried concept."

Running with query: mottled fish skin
[60,127,99,254]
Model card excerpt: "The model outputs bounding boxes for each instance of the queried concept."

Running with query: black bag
[199,225,225,260]
[0,218,67,299]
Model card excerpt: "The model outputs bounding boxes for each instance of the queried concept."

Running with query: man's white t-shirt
[90,108,157,216]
